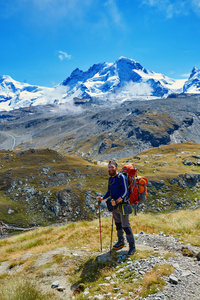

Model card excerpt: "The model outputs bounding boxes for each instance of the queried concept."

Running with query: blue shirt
[103,173,129,201]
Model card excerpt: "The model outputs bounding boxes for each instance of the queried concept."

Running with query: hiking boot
[112,239,125,250]
[127,242,136,256]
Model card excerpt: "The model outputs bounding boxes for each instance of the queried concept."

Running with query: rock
[8,208,14,214]
[169,178,179,185]
[172,263,180,270]
[151,180,166,189]
[97,161,107,166]
[51,281,59,289]
[181,247,195,257]
[94,294,105,300]
[104,276,111,281]
[196,252,200,261]
[169,275,179,284]
[83,290,90,296]
[56,286,66,292]
[181,270,191,277]
[0,221,8,236]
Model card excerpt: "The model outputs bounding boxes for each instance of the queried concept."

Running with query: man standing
[97,160,136,256]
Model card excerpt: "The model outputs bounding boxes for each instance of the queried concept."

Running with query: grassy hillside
[119,142,200,179]
[119,142,200,213]
[0,208,199,299]
[0,143,199,231]
[0,148,107,228]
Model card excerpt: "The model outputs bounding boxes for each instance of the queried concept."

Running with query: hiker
[96,160,136,256]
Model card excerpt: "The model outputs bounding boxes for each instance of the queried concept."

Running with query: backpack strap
[117,173,129,203]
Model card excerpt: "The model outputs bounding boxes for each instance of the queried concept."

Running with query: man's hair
[108,160,118,167]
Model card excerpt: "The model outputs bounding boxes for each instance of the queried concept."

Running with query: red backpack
[121,164,148,205]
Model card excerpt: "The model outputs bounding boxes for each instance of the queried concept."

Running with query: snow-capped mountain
[0,57,199,112]
[0,75,54,111]
[183,67,200,93]
[61,57,185,102]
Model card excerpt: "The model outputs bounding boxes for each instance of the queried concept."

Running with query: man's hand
[111,197,123,206]
[96,196,103,202]
[117,197,123,203]
[111,199,116,206]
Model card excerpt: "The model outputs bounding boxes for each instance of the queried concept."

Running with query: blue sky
[1,0,200,87]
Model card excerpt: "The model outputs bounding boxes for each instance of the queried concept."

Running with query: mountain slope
[0,94,199,159]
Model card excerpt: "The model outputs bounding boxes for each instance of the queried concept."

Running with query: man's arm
[96,187,110,202]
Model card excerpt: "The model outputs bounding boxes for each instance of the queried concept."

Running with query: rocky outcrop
[0,221,7,237]
[170,173,200,188]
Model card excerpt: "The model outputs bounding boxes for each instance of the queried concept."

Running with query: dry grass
[1,207,199,264]
[140,264,175,297]
[119,142,200,180]
[130,208,200,246]
[0,207,199,299]
[0,276,57,300]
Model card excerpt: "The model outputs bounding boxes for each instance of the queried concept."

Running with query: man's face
[108,164,117,177]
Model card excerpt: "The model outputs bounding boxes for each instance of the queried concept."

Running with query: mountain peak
[1,57,200,112]
[190,66,200,78]
[0,75,13,82]
[116,56,137,63]
[183,66,200,93]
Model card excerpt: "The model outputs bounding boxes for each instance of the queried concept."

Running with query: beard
[108,169,117,177]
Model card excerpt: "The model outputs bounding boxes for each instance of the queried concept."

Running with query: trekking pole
[98,201,102,252]
[110,209,114,253]
[134,203,137,216]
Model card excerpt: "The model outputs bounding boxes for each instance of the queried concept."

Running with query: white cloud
[0,0,125,33]
[192,0,200,8]
[181,73,191,78]
[105,0,123,27]
[141,0,200,18]
[0,0,93,21]
[57,51,72,61]
[191,0,200,15]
